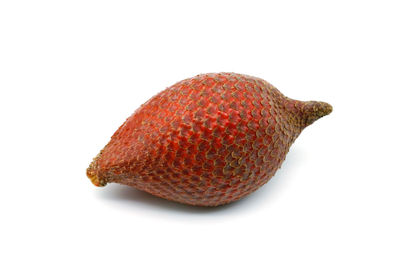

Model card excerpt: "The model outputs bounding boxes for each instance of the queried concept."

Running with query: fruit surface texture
[87,73,332,206]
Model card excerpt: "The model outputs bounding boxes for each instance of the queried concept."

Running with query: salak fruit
[87,73,332,206]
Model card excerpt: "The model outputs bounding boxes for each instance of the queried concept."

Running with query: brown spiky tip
[86,159,107,187]
[302,101,333,127]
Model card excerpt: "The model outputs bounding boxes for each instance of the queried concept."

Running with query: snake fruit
[87,73,332,206]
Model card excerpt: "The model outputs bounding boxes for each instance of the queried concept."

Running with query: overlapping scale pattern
[87,73,332,206]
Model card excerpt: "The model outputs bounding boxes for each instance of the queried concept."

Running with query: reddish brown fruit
[87,73,332,206]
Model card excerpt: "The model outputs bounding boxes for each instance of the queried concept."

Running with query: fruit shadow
[96,147,302,214]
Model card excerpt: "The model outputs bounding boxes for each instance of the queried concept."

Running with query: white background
[1,1,399,266]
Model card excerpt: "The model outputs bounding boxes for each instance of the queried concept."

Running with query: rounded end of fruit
[86,164,107,187]
[302,101,333,127]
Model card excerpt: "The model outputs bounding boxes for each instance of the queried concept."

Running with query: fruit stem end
[86,163,107,187]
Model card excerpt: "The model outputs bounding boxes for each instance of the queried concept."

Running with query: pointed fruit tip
[303,101,333,127]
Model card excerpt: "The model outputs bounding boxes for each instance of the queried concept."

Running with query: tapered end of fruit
[302,101,333,127]
[86,158,107,187]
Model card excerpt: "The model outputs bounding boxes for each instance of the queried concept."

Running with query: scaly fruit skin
[87,73,332,206]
